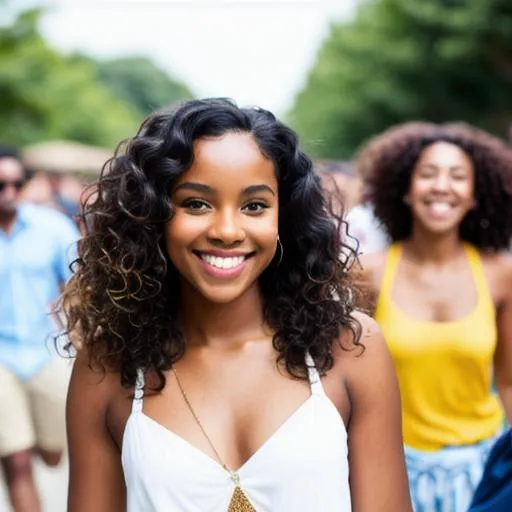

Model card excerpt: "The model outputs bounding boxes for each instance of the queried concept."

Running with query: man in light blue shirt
[0,145,79,511]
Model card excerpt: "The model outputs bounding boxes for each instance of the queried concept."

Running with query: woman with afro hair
[356,121,512,512]
[63,98,411,512]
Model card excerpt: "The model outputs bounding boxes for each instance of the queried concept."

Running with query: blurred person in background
[64,98,411,512]
[345,195,388,256]
[468,426,512,511]
[344,138,394,256]
[316,159,362,212]
[20,172,83,223]
[356,122,512,512]
[316,159,386,260]
[0,145,79,512]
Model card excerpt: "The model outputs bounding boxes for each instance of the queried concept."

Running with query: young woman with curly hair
[356,121,512,512]
[63,98,411,512]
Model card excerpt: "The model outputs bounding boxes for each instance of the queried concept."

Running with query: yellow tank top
[374,243,503,451]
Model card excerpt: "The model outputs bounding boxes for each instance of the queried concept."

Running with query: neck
[178,284,268,351]
[403,224,464,265]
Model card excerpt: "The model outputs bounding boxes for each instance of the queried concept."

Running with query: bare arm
[344,314,412,512]
[67,350,126,511]
[494,256,512,424]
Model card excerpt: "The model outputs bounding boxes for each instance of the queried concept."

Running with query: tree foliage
[91,56,194,117]
[289,0,512,158]
[0,8,195,149]
[0,9,141,148]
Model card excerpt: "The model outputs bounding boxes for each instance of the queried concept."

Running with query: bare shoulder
[337,310,387,360]
[351,309,381,337]
[334,310,396,396]
[493,251,512,276]
[482,250,512,272]
[481,251,512,302]
[72,347,116,390]
[68,348,120,418]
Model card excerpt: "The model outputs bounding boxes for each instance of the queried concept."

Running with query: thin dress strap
[132,369,145,414]
[374,243,401,321]
[463,242,494,311]
[379,243,401,300]
[305,352,326,396]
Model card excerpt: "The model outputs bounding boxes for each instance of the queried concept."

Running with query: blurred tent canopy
[22,140,112,179]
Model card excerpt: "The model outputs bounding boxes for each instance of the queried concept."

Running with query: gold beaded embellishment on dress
[227,485,256,512]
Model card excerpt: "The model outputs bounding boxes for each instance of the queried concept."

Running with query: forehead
[417,141,473,169]
[0,157,24,180]
[175,132,277,190]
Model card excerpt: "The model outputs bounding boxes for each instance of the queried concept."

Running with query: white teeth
[429,202,451,214]
[200,254,245,269]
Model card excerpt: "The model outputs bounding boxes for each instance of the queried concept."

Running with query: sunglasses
[0,180,25,192]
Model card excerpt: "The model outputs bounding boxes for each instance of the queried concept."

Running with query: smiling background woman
[63,99,411,512]
[356,122,512,512]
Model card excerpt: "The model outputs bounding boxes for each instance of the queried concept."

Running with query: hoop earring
[276,236,284,266]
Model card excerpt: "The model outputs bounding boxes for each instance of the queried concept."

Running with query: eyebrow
[174,182,276,197]
[174,182,213,194]
[420,164,468,172]
[242,184,275,197]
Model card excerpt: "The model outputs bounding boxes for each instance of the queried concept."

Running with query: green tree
[91,56,194,117]
[0,8,140,148]
[289,0,512,158]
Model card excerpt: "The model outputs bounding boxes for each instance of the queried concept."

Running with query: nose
[208,208,245,246]
[432,172,451,192]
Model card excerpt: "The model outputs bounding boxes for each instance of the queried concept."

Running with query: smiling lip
[194,250,254,279]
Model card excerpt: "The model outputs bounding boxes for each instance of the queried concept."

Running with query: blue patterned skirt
[406,435,499,512]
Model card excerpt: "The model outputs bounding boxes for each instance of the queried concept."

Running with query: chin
[416,214,465,234]
[187,277,257,304]
[422,222,461,235]
[199,288,251,305]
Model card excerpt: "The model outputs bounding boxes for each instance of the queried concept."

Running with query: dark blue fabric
[468,428,512,511]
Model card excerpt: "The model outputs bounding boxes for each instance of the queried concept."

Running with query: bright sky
[35,0,358,115]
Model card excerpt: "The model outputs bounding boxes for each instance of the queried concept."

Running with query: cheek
[455,182,475,204]
[406,185,425,214]
[408,178,429,201]
[164,215,206,258]
[248,214,279,248]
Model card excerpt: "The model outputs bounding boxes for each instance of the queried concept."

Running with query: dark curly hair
[62,98,361,390]
[354,122,512,250]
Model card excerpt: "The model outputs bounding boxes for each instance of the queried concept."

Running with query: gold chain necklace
[172,367,256,512]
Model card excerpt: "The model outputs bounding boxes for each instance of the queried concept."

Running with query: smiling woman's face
[165,131,279,304]
[406,141,475,236]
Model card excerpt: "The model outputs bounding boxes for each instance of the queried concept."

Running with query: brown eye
[242,201,268,214]
[181,199,211,212]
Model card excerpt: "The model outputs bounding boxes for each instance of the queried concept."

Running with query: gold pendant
[227,485,256,512]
